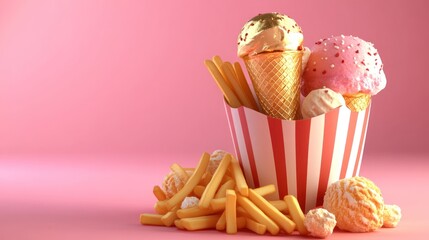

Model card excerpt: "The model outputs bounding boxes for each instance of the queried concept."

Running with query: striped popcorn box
[224,103,371,212]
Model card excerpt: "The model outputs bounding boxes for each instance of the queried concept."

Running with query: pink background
[0,0,428,239]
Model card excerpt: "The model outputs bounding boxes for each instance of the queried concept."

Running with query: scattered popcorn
[162,171,187,199]
[181,196,200,209]
[304,208,336,238]
[208,150,227,175]
[383,204,401,228]
[323,176,384,232]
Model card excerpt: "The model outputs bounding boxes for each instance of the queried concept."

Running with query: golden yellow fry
[140,213,164,226]
[269,200,288,213]
[236,194,279,235]
[246,218,267,235]
[210,197,226,211]
[161,206,179,227]
[253,184,276,196]
[248,189,295,234]
[199,154,232,208]
[233,61,258,110]
[153,185,166,201]
[222,62,253,109]
[157,153,210,211]
[181,214,221,231]
[154,202,168,215]
[216,211,226,231]
[215,179,236,198]
[212,56,230,88]
[170,163,189,182]
[176,206,220,219]
[237,216,246,229]
[193,185,205,198]
[284,195,308,235]
[174,219,184,229]
[226,189,237,234]
[220,175,233,185]
[237,206,251,218]
[204,60,241,107]
[230,155,249,196]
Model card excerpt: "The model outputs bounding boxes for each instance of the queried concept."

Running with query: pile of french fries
[205,56,258,110]
[140,153,309,236]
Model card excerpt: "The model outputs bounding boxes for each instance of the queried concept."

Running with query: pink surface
[0,0,428,155]
[0,154,427,239]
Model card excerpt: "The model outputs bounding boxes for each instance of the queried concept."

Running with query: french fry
[230,155,248,196]
[215,179,236,198]
[153,185,166,201]
[248,189,295,234]
[226,189,237,234]
[140,213,164,226]
[181,214,222,231]
[210,198,226,211]
[269,200,288,213]
[237,216,246,229]
[154,202,168,215]
[170,163,189,182]
[236,194,279,235]
[212,56,231,89]
[157,153,210,211]
[253,184,276,196]
[204,60,241,107]
[193,185,206,198]
[216,211,226,231]
[237,206,251,218]
[199,154,232,208]
[222,62,254,109]
[176,206,220,219]
[284,195,308,235]
[246,218,267,235]
[161,206,179,227]
[233,61,258,110]
[174,219,184,229]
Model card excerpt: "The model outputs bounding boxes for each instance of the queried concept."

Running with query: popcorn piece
[383,204,401,228]
[208,150,228,175]
[304,208,336,238]
[162,171,187,199]
[181,196,200,209]
[323,176,384,232]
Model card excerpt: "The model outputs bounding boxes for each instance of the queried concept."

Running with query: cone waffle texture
[343,93,371,112]
[244,51,302,120]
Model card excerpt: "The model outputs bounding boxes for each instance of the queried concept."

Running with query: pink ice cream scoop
[301,35,386,96]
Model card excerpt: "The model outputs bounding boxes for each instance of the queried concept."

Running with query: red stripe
[268,117,288,199]
[295,119,311,208]
[238,107,260,187]
[316,109,339,206]
[339,111,359,179]
[352,107,371,176]
[225,104,243,166]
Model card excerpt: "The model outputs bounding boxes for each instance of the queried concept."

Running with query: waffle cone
[343,93,371,112]
[243,51,302,120]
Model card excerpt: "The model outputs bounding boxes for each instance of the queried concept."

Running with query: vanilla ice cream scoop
[301,87,345,118]
[237,13,304,57]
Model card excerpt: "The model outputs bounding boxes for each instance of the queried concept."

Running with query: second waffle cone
[243,51,302,120]
[343,93,371,112]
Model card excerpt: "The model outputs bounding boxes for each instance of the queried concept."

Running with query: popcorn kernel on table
[323,176,384,232]
[304,208,336,238]
[383,204,401,228]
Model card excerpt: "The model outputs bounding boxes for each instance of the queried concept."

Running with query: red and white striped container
[224,104,371,212]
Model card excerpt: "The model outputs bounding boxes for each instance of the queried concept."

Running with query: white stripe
[345,110,366,178]
[282,120,297,197]
[328,107,350,185]
[305,115,325,212]
[231,108,254,188]
[245,109,279,200]
[356,108,371,175]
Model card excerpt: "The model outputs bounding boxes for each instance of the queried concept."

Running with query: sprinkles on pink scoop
[301,35,386,96]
